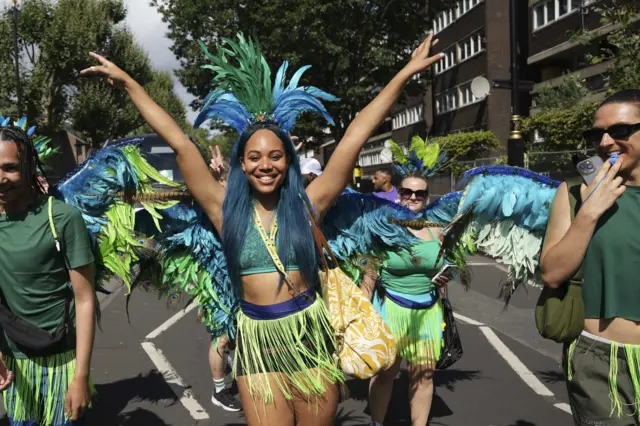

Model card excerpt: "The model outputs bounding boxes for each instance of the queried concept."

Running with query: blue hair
[222,123,319,290]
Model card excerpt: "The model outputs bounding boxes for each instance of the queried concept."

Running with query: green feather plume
[387,139,407,164]
[198,33,274,116]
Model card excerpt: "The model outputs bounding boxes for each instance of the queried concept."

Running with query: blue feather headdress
[193,33,339,134]
[0,115,60,162]
[387,136,450,178]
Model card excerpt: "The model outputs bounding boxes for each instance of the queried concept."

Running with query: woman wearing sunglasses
[362,137,452,426]
[541,89,640,425]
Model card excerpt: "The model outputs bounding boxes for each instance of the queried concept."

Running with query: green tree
[150,0,456,146]
[0,0,192,148]
[581,0,640,92]
[533,76,589,110]
[434,131,501,175]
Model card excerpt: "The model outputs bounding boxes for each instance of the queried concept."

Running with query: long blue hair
[222,123,319,290]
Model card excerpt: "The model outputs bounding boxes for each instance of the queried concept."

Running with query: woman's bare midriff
[584,317,640,345]
[240,270,313,305]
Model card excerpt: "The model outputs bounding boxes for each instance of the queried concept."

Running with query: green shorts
[564,331,640,425]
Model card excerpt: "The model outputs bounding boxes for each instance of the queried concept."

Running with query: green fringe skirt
[233,290,343,404]
[3,350,96,426]
[373,288,444,366]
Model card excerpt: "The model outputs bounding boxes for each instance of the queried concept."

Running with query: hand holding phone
[432,264,457,285]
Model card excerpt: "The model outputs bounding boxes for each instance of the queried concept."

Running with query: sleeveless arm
[540,182,597,288]
[125,82,225,231]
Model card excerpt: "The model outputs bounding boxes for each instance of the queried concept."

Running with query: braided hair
[0,125,48,194]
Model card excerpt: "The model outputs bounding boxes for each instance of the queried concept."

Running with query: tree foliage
[434,130,501,175]
[151,0,456,147]
[0,0,199,148]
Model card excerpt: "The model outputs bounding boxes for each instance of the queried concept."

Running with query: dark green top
[583,186,640,321]
[0,196,94,358]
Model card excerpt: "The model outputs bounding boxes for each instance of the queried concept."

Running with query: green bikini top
[380,228,443,295]
[238,223,299,276]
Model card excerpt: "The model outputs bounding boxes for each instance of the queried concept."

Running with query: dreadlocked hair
[0,126,48,194]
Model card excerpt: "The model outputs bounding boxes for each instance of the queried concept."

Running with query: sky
[122,0,198,123]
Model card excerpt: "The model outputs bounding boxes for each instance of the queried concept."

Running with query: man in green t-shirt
[0,124,95,426]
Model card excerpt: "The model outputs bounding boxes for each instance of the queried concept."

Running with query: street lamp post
[507,0,525,167]
[11,0,23,117]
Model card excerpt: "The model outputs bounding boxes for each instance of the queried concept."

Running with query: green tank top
[380,228,443,295]
[583,185,640,321]
[238,223,299,276]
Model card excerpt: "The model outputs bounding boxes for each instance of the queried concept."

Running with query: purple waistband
[386,289,439,310]
[240,288,316,320]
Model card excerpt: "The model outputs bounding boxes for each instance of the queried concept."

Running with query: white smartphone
[576,155,603,186]
[432,264,457,282]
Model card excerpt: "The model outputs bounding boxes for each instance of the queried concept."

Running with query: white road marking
[554,403,572,414]
[479,326,555,397]
[141,341,210,420]
[453,312,485,326]
[145,301,199,340]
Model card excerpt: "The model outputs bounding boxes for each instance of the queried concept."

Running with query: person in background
[372,167,399,202]
[206,145,241,411]
[300,157,323,187]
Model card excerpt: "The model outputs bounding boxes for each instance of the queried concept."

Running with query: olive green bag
[535,178,584,343]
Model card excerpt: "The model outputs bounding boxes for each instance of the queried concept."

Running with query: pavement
[1,255,573,425]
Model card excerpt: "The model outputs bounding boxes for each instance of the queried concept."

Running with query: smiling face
[594,103,640,176]
[0,140,26,209]
[240,129,289,194]
[400,176,428,212]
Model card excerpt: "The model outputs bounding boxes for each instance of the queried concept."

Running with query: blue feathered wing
[445,166,561,301]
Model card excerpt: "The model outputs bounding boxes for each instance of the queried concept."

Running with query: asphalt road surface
[1,256,572,425]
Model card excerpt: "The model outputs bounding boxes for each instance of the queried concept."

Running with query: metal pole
[12,0,23,117]
[507,0,525,167]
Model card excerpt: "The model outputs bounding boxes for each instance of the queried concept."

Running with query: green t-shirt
[0,196,94,358]
[583,186,640,321]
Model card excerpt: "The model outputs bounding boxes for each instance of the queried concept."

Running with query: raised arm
[307,33,443,216]
[81,53,225,231]
[540,159,625,288]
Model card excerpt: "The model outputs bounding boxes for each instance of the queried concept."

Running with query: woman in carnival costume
[360,137,455,426]
[82,31,444,425]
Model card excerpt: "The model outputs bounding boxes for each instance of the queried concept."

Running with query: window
[436,88,458,115]
[459,82,480,107]
[533,0,577,30]
[459,0,481,15]
[434,47,456,74]
[459,32,484,62]
[392,105,424,130]
[433,8,456,33]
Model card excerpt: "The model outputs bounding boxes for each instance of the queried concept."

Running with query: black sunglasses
[400,188,428,201]
[583,123,640,146]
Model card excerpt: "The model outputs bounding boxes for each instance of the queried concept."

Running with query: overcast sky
[123,0,197,123]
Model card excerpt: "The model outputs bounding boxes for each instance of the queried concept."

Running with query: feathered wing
[320,192,422,282]
[441,166,561,302]
[134,202,238,340]
[53,136,182,292]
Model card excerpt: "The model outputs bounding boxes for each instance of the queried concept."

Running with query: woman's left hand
[80,52,133,90]
[433,274,452,298]
[65,377,91,421]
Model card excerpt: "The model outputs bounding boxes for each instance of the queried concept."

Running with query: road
[1,256,572,425]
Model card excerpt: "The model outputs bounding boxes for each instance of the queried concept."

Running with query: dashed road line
[454,306,571,415]
[141,341,210,420]
[146,302,199,340]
